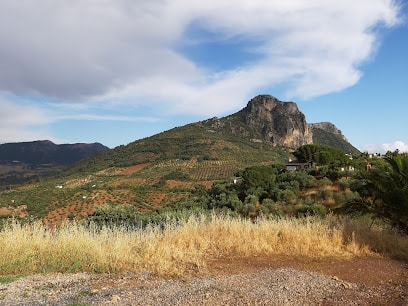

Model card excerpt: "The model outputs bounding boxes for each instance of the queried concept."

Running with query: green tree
[240,165,279,190]
[293,144,347,166]
[345,151,408,234]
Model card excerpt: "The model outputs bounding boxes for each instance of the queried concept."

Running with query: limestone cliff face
[244,95,313,148]
[198,94,358,153]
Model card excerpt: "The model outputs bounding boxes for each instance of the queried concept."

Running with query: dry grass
[0,215,407,276]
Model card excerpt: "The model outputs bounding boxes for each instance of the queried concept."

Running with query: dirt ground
[88,256,408,305]
[205,255,408,286]
[1,256,407,305]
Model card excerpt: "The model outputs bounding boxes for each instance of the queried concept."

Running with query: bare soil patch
[206,255,408,286]
[166,180,214,189]
[103,256,407,305]
[120,163,151,175]
[204,256,408,305]
[1,256,407,305]
[87,256,408,305]
[0,205,27,218]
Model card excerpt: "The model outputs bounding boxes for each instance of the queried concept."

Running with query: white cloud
[55,113,159,123]
[0,0,402,142]
[0,96,55,143]
[361,141,408,154]
[0,1,400,102]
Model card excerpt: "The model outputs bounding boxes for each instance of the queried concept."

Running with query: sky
[0,0,407,154]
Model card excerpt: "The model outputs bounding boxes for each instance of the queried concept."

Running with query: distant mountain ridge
[0,140,110,165]
[0,140,110,186]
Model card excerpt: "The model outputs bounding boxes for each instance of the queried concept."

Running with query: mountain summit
[199,94,358,153]
[243,95,312,147]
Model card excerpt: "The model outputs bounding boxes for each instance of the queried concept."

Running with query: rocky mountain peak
[243,95,313,148]
[198,94,358,153]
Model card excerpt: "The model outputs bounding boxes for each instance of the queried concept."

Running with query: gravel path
[0,258,407,305]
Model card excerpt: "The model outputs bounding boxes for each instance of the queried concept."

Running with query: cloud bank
[0,0,402,143]
[0,1,400,105]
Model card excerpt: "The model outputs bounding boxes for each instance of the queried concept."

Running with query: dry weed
[0,215,406,276]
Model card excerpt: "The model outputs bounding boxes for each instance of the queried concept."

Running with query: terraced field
[0,158,263,224]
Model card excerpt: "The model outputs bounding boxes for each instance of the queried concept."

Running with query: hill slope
[73,94,358,173]
[0,94,361,223]
[310,122,359,154]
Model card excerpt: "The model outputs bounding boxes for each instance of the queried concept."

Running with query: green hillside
[0,97,363,224]
[0,122,293,223]
[69,122,292,174]
[311,127,360,155]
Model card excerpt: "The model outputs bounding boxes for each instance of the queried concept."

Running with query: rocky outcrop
[309,122,347,141]
[195,94,358,153]
[244,95,313,148]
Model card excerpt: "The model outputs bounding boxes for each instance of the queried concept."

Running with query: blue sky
[0,1,406,154]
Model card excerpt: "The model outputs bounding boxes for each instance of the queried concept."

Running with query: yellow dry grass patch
[0,215,407,277]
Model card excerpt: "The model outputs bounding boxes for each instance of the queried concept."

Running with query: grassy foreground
[1,215,407,276]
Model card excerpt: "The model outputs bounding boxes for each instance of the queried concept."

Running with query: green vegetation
[67,123,291,174]
[293,144,348,165]
[84,203,212,229]
[311,127,360,155]
[0,275,21,284]
[2,143,407,236]
[0,142,407,278]
[170,163,351,220]
[343,151,408,234]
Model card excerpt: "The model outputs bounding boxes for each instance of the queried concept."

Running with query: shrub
[318,189,333,201]
[338,177,350,191]
[85,204,139,228]
[317,177,332,187]
[277,189,297,203]
[333,193,346,205]
[296,203,327,217]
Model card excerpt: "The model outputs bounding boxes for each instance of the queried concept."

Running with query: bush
[333,193,346,205]
[277,189,297,203]
[338,177,350,191]
[293,144,347,166]
[317,177,332,187]
[85,204,139,228]
[296,203,327,217]
[318,189,333,201]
